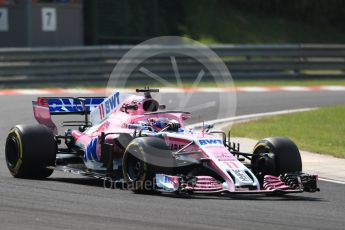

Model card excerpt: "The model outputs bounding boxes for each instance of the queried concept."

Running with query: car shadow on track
[48,177,105,187]
[146,192,324,202]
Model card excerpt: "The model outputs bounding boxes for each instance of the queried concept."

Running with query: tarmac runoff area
[188,108,345,185]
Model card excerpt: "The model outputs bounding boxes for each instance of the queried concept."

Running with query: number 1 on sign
[46,12,52,26]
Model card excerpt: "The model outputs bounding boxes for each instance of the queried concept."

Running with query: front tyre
[5,124,56,179]
[251,137,302,184]
[122,137,175,193]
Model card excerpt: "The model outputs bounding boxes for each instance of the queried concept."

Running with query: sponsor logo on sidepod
[198,139,223,146]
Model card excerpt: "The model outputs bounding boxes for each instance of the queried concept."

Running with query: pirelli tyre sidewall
[252,137,302,184]
[122,137,175,193]
[5,124,56,179]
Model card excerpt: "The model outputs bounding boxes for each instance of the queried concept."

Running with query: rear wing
[32,96,105,134]
[33,97,105,115]
[32,91,129,134]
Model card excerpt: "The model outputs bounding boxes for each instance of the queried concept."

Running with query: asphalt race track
[1,91,345,230]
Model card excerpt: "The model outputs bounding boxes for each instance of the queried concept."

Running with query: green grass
[183,3,345,44]
[225,105,345,158]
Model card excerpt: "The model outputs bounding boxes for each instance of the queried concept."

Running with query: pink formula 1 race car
[5,88,319,196]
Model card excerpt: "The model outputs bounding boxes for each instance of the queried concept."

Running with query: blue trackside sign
[198,139,223,146]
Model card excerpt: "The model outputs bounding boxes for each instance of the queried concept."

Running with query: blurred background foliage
[83,0,345,44]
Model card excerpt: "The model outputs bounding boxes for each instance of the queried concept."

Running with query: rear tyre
[5,124,56,179]
[251,137,302,184]
[122,137,175,193]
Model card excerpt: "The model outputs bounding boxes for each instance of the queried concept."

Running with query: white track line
[280,86,311,91]
[319,86,345,91]
[319,178,345,185]
[187,107,317,129]
[238,86,270,92]
[15,89,51,95]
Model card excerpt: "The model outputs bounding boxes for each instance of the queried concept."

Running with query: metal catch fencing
[0,44,345,85]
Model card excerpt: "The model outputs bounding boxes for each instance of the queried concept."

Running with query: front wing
[155,173,319,195]
[50,165,319,196]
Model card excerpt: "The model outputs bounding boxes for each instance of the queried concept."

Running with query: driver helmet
[149,117,179,132]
